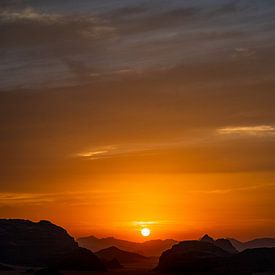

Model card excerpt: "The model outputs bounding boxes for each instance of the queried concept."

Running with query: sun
[141,227,151,237]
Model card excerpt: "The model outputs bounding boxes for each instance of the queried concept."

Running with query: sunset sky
[1,0,275,241]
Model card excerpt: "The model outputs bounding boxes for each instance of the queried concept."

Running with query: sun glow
[141,227,151,237]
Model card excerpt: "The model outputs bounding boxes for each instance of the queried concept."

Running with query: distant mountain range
[77,235,177,257]
[228,237,275,251]
[95,246,148,263]
[2,218,275,274]
[78,234,275,257]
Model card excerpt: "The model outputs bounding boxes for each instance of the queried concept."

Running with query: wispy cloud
[75,136,210,160]
[217,125,275,136]
[0,192,55,205]
[0,191,118,206]
[133,221,159,226]
[0,8,62,24]
[190,183,275,195]
[0,7,116,39]
[75,141,177,160]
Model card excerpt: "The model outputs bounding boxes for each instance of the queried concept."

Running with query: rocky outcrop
[103,258,123,269]
[0,219,78,266]
[0,219,105,271]
[200,234,237,254]
[228,247,275,273]
[52,247,106,271]
[199,234,215,243]
[215,238,238,254]
[156,240,275,274]
[156,240,230,272]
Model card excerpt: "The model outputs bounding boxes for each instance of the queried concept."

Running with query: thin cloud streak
[190,183,275,195]
[217,125,275,136]
[76,125,275,160]
[0,190,118,206]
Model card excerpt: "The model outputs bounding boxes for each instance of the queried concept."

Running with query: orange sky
[1,0,275,242]
[1,171,275,241]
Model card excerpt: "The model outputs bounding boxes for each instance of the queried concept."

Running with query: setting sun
[141,228,151,237]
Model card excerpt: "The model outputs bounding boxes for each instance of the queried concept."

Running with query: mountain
[52,247,106,271]
[200,234,215,243]
[0,219,78,266]
[78,235,177,256]
[95,246,147,263]
[156,240,275,274]
[156,240,231,272]
[200,234,237,254]
[102,258,123,269]
[0,219,105,270]
[229,237,275,251]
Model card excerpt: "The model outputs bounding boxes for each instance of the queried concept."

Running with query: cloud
[190,183,275,194]
[77,150,109,159]
[0,191,118,206]
[0,8,62,24]
[0,7,116,48]
[75,140,193,160]
[0,192,55,205]
[233,47,256,58]
[217,125,275,137]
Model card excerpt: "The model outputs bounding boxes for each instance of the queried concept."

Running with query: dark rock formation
[199,234,215,243]
[156,240,230,273]
[156,240,275,274]
[78,235,177,256]
[95,246,147,263]
[52,247,106,271]
[103,258,124,269]
[228,247,275,273]
[200,234,237,254]
[0,219,78,266]
[215,238,238,254]
[0,219,105,271]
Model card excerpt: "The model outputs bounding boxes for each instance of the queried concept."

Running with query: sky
[1,0,275,241]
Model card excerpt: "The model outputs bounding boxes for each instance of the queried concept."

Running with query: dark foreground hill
[95,246,148,263]
[0,219,105,271]
[156,239,275,274]
[78,235,177,256]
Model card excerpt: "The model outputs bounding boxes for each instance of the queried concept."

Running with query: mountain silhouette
[229,237,275,251]
[0,219,105,271]
[95,246,147,263]
[52,247,106,271]
[200,234,238,254]
[156,240,231,272]
[78,235,177,256]
[200,234,215,243]
[156,240,275,274]
[101,257,123,269]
